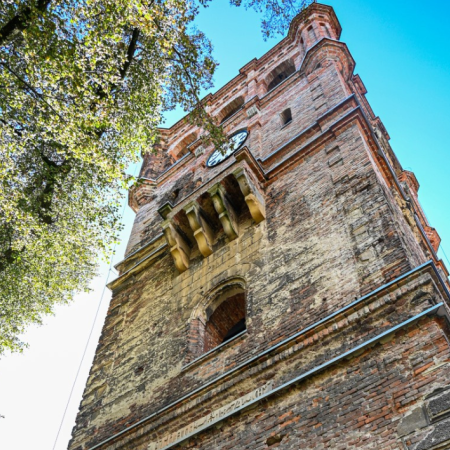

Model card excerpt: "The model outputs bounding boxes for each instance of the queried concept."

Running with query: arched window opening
[170,132,197,160]
[217,96,245,124]
[320,23,330,38]
[280,108,292,126]
[308,25,316,42]
[266,59,296,92]
[204,289,246,352]
[187,280,247,363]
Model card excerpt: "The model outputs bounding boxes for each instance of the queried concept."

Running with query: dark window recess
[218,97,244,124]
[308,25,316,41]
[222,317,246,343]
[267,435,285,447]
[204,291,246,352]
[268,73,289,91]
[171,188,180,201]
[172,132,197,160]
[280,108,292,126]
[266,59,296,92]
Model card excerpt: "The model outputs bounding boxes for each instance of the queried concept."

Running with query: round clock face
[206,130,249,168]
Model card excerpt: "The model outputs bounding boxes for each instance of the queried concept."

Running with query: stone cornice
[120,94,449,290]
[107,241,167,291]
[114,233,165,273]
[128,178,157,213]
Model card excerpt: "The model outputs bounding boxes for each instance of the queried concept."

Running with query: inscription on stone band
[148,380,274,450]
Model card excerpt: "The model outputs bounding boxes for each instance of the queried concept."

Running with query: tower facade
[69,4,450,450]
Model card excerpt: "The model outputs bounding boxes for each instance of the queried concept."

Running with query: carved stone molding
[184,202,214,258]
[233,167,266,223]
[208,184,238,241]
[162,220,190,272]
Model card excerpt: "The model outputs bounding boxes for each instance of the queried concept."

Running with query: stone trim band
[148,381,274,450]
[148,304,445,450]
[88,260,450,450]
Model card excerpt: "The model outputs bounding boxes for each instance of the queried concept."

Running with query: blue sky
[0,2,449,449]
[179,0,450,265]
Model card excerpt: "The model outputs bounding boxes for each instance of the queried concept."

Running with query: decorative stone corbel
[184,202,214,257]
[162,220,190,272]
[233,167,266,223]
[208,184,238,241]
[158,203,173,219]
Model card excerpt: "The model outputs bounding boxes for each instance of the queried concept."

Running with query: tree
[0,0,311,354]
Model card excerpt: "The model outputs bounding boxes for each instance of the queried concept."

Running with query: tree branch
[36,153,71,224]
[0,0,52,46]
[0,61,64,120]
[119,28,140,79]
[94,28,140,102]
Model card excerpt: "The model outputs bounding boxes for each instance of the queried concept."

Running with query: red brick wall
[174,319,450,450]
[68,4,449,450]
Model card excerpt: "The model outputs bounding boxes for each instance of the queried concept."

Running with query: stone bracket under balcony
[160,161,266,273]
[162,220,191,273]
[208,183,239,241]
[184,201,215,258]
[233,167,266,223]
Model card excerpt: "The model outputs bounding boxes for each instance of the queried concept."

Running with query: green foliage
[230,0,312,39]
[0,0,310,354]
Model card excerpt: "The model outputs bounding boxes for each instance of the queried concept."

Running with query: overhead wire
[52,162,140,450]
[440,245,450,270]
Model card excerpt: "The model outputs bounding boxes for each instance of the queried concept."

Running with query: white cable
[52,164,139,450]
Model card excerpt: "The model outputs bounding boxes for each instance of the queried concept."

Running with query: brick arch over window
[187,278,246,361]
[266,58,296,92]
[169,132,198,160]
[216,96,244,124]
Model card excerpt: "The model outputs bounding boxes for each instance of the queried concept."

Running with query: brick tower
[69,3,450,450]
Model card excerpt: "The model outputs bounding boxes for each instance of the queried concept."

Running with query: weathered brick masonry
[69,3,450,450]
